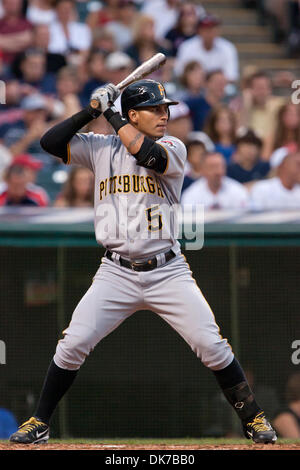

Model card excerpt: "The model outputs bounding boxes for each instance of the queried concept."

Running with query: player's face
[131,104,169,138]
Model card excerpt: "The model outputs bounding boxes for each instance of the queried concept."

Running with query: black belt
[104,249,176,271]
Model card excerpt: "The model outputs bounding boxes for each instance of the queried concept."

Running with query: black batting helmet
[121,79,178,118]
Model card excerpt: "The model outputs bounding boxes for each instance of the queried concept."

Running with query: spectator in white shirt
[141,0,182,41]
[105,0,138,51]
[26,0,57,25]
[48,0,92,56]
[174,14,239,83]
[181,152,249,210]
[249,148,300,210]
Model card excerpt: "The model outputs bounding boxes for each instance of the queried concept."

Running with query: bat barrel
[89,53,166,110]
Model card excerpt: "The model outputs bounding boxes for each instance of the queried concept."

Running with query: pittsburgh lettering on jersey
[99,174,165,201]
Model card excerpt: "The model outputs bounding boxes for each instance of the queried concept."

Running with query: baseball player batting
[10,79,276,445]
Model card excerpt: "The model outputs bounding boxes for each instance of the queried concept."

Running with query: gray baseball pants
[54,254,234,371]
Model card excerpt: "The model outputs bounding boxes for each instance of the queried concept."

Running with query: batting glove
[90,83,120,113]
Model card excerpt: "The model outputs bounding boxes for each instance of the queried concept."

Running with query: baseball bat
[90,53,167,110]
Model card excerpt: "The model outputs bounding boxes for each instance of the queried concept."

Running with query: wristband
[85,104,102,120]
[104,106,128,133]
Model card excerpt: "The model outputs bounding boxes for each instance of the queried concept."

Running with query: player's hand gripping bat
[89,53,167,110]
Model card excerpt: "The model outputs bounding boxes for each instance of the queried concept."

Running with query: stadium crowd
[0,0,300,210]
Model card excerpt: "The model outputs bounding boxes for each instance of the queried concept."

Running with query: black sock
[212,357,246,389]
[34,359,78,425]
[212,357,261,423]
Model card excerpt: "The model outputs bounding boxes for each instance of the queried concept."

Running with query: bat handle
[90,98,101,110]
[90,82,124,110]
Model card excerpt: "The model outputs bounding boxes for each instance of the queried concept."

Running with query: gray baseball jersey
[54,130,234,373]
[67,132,186,259]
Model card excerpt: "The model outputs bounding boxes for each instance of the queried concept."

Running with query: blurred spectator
[204,105,238,163]
[0,93,49,157]
[174,13,239,83]
[104,51,135,113]
[262,102,300,160]
[271,69,297,89]
[182,131,215,192]
[286,0,300,56]
[184,69,227,131]
[11,47,57,95]
[227,129,270,189]
[264,0,300,54]
[11,24,67,77]
[164,2,201,56]
[91,26,118,54]
[5,153,49,204]
[272,372,300,439]
[48,0,92,58]
[0,0,33,66]
[75,0,102,23]
[167,101,192,145]
[0,49,5,79]
[104,51,134,85]
[237,70,285,144]
[0,79,24,126]
[55,65,82,116]
[141,0,183,41]
[0,144,12,181]
[175,60,205,101]
[249,149,300,210]
[262,0,289,43]
[86,0,119,28]
[79,48,107,107]
[0,90,68,201]
[26,0,56,25]
[105,0,139,51]
[54,166,94,207]
[228,63,259,118]
[0,164,49,206]
[12,153,43,182]
[31,23,67,73]
[0,90,70,201]
[125,14,171,67]
[181,152,249,210]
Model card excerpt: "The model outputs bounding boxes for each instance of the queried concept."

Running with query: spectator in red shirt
[0,0,33,66]
[0,163,49,206]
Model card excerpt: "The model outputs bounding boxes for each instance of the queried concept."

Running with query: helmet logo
[158,84,165,97]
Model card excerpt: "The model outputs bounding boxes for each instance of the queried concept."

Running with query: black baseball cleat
[9,417,49,444]
[243,411,277,444]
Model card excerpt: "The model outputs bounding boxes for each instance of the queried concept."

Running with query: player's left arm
[154,136,187,177]
[120,123,170,174]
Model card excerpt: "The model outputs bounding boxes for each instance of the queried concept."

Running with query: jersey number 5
[145,205,163,231]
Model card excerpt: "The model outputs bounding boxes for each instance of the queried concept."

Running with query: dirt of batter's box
[1,443,300,451]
